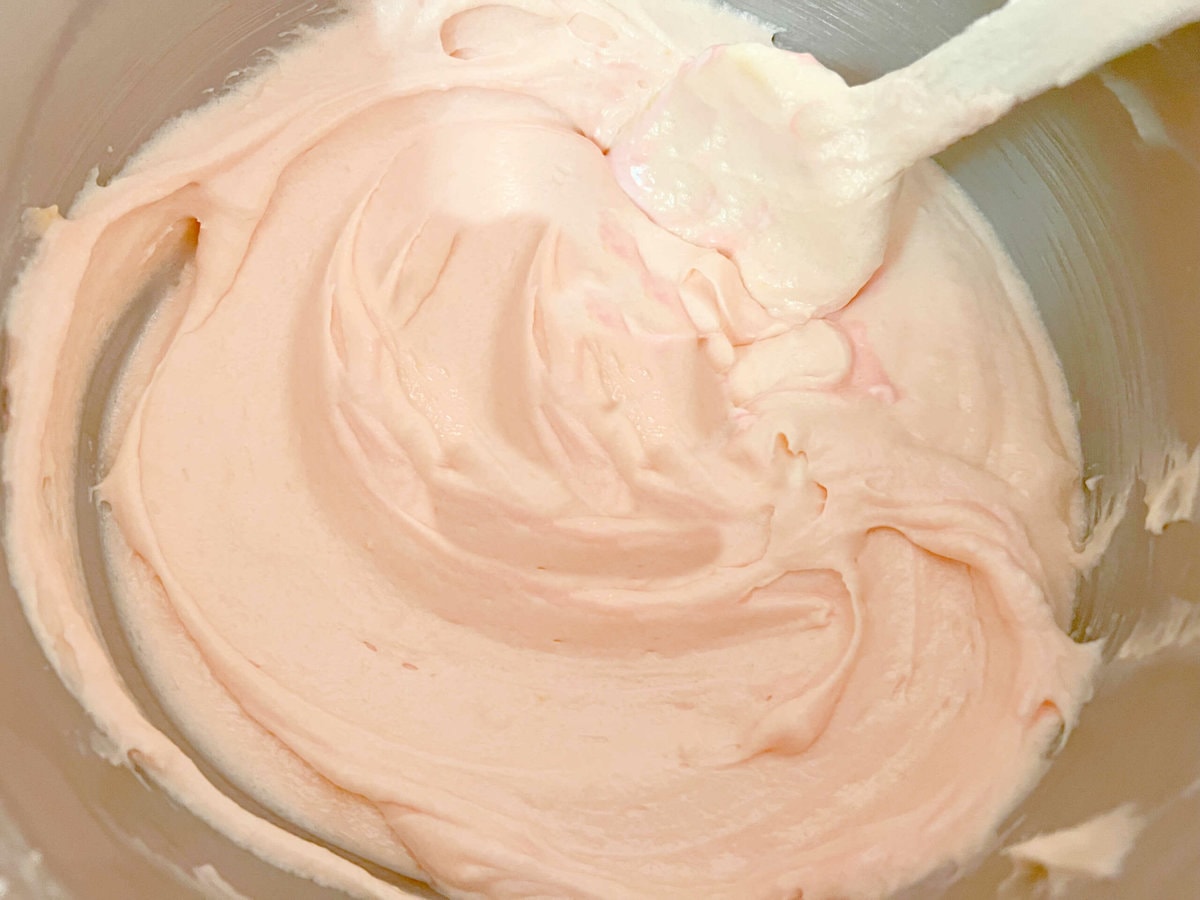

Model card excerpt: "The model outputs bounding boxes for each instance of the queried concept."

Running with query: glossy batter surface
[3,1,1097,897]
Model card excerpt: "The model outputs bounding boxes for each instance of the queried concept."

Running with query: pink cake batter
[3,0,1099,897]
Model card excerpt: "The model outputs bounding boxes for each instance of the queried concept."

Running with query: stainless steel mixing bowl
[2,1,1198,897]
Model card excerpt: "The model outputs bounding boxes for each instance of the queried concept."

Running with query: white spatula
[610,0,1200,320]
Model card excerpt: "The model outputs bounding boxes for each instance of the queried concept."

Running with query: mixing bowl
[2,1,1198,897]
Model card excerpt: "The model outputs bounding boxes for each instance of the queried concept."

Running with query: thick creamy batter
[4,1,1099,897]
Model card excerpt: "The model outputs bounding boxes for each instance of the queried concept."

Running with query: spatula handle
[861,0,1200,172]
